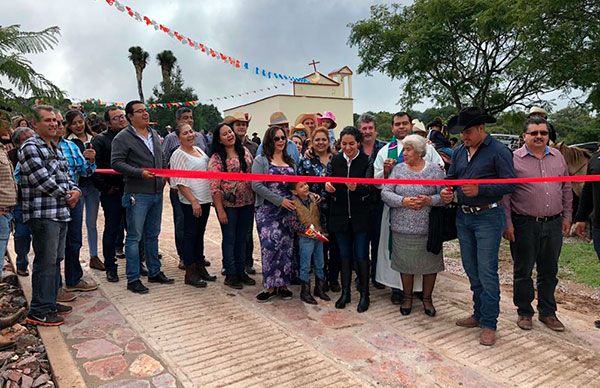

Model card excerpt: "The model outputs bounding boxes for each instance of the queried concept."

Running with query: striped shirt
[57,138,96,183]
[19,134,78,222]
[170,147,212,204]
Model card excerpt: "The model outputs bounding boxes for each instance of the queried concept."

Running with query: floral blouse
[297,154,332,230]
[208,148,254,207]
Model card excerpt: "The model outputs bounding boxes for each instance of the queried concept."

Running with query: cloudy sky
[5,0,420,115]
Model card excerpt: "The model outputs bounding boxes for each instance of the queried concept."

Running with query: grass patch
[559,242,600,287]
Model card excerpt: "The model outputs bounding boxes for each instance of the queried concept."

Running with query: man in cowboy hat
[295,113,317,137]
[528,106,557,143]
[223,112,257,157]
[440,107,516,346]
[223,112,258,275]
[256,112,300,164]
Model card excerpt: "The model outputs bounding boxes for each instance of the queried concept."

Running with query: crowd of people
[1,100,598,346]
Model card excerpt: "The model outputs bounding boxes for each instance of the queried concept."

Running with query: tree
[0,24,63,122]
[148,66,221,136]
[128,46,149,102]
[156,50,177,91]
[348,0,600,114]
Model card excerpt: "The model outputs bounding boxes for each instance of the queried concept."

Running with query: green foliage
[348,0,600,113]
[128,46,149,101]
[148,66,222,136]
[0,24,63,122]
[559,241,600,287]
[156,50,177,89]
[549,106,600,144]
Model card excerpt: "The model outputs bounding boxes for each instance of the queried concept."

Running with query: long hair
[210,123,248,172]
[65,109,94,137]
[262,126,294,166]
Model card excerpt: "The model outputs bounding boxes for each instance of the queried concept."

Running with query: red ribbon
[95,169,600,186]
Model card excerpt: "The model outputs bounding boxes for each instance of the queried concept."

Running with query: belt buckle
[535,216,544,222]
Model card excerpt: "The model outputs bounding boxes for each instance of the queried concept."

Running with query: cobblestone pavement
[15,191,600,387]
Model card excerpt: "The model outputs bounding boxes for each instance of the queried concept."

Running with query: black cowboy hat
[426,117,444,129]
[448,107,496,134]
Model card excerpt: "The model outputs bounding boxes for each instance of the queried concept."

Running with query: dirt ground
[443,238,600,318]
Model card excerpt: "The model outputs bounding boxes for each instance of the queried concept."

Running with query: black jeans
[181,203,211,266]
[510,214,563,318]
[369,200,384,279]
[170,189,185,258]
[100,191,126,272]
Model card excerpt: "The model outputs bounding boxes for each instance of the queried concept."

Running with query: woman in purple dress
[252,126,297,302]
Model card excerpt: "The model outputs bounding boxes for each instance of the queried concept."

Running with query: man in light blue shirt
[256,111,300,164]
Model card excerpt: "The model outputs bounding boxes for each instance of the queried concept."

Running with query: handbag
[427,203,458,255]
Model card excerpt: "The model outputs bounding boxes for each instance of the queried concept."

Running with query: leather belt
[512,213,562,223]
[460,203,498,214]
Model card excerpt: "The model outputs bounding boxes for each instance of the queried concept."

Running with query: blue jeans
[298,236,325,282]
[100,191,126,272]
[81,182,100,257]
[456,206,505,330]
[169,189,185,258]
[336,229,369,263]
[593,227,600,260]
[64,200,84,287]
[0,212,13,278]
[12,203,31,271]
[218,205,253,277]
[28,219,67,316]
[123,193,163,283]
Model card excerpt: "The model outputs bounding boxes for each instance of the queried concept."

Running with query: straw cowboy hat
[448,107,496,134]
[269,111,289,127]
[223,112,252,125]
[412,119,427,134]
[317,111,337,128]
[528,106,548,117]
[294,113,317,126]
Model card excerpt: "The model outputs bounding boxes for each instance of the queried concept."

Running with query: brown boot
[89,256,105,271]
[184,263,207,288]
[539,315,565,332]
[517,315,533,330]
[480,328,496,346]
[456,315,480,328]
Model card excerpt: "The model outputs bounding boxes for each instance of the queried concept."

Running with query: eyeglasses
[133,109,147,114]
[111,114,126,121]
[526,131,549,136]
[273,136,287,141]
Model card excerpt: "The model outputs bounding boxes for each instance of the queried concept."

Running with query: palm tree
[128,46,149,102]
[0,24,63,118]
[156,50,177,90]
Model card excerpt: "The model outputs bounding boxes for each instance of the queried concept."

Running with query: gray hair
[32,104,55,122]
[11,127,34,146]
[402,134,427,157]
[176,107,192,121]
[357,113,376,127]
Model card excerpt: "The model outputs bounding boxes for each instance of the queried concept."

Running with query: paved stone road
[19,191,600,387]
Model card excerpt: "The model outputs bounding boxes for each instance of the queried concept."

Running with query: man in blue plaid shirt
[19,105,81,326]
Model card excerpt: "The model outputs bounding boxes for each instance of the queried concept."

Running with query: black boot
[335,258,352,309]
[300,281,317,305]
[314,277,331,301]
[184,263,207,288]
[357,260,370,313]
[197,262,217,282]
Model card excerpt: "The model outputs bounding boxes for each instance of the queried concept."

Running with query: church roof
[328,66,353,76]
[294,71,340,86]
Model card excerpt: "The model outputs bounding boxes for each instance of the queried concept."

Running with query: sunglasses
[526,131,549,136]
[273,136,287,142]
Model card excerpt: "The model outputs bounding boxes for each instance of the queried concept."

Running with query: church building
[223,65,354,138]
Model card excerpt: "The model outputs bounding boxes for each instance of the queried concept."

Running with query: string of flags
[75,82,289,109]
[99,0,308,83]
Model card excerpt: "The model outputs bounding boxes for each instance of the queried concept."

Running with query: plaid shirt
[57,138,96,183]
[18,134,78,222]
